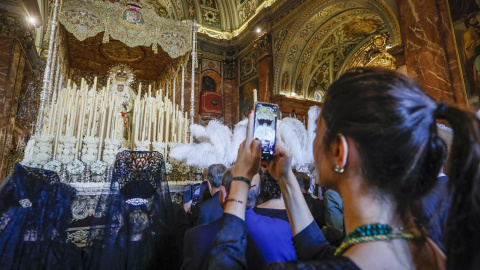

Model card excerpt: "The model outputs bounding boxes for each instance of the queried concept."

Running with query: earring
[333,165,344,173]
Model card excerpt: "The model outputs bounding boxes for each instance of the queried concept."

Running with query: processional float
[21,0,199,185]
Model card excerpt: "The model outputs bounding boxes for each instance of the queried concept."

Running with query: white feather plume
[189,124,210,142]
[279,117,308,168]
[228,118,248,164]
[205,119,232,161]
[168,143,194,162]
[306,106,321,163]
[186,142,223,168]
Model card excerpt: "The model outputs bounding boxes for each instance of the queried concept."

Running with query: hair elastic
[434,102,447,119]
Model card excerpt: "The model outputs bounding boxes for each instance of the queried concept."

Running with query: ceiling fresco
[273,0,400,100]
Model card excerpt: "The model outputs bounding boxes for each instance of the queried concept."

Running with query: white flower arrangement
[66,159,85,176]
[58,136,78,164]
[33,135,54,165]
[152,142,167,151]
[165,162,173,174]
[91,160,107,176]
[20,159,41,169]
[43,160,62,172]
[103,138,122,164]
[135,140,151,151]
[81,136,100,165]
[193,166,203,174]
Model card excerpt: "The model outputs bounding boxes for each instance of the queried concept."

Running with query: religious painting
[448,0,480,107]
[239,78,259,118]
[202,76,217,91]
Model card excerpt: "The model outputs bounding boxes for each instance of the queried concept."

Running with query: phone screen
[183,184,192,204]
[192,183,201,204]
[253,102,278,161]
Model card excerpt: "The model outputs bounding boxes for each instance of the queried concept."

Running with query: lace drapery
[59,0,193,58]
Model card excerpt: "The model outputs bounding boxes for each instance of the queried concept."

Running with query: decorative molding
[254,32,272,61]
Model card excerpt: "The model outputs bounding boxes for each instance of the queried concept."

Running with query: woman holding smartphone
[208,68,480,269]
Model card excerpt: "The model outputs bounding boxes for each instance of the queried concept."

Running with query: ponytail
[440,106,480,269]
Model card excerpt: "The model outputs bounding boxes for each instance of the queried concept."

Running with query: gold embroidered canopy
[59,0,193,59]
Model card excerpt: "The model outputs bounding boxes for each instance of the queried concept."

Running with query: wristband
[232,176,251,187]
[225,198,246,205]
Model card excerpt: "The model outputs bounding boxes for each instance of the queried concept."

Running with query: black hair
[295,172,311,191]
[258,172,282,202]
[322,68,480,269]
[207,164,226,188]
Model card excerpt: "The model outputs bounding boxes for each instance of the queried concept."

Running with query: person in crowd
[321,187,345,246]
[195,164,226,225]
[209,68,480,269]
[295,172,326,228]
[183,167,295,270]
[420,124,453,252]
[254,171,289,222]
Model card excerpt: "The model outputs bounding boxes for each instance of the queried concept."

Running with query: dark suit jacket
[422,175,450,252]
[182,217,265,270]
[196,191,223,225]
[303,193,326,228]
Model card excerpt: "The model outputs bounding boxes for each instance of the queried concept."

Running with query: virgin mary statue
[108,64,137,147]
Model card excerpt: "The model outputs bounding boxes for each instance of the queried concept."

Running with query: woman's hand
[233,111,262,181]
[262,129,294,183]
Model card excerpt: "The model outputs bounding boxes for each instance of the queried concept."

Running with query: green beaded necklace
[334,223,426,256]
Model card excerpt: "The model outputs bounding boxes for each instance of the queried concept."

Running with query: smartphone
[183,184,192,204]
[191,183,201,204]
[253,102,279,161]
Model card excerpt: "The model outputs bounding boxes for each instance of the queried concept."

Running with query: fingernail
[255,138,259,140]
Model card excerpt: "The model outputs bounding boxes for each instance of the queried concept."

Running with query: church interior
[0,0,479,268]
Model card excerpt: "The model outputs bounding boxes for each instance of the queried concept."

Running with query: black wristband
[232,176,251,187]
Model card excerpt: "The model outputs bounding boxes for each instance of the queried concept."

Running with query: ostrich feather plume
[229,118,248,164]
[279,117,307,168]
[189,124,210,142]
[186,142,223,168]
[168,143,194,162]
[307,106,321,163]
[205,119,232,161]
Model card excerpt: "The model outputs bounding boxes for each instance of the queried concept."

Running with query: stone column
[254,33,274,103]
[397,0,466,105]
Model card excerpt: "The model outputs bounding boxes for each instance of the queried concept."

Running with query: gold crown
[108,64,135,85]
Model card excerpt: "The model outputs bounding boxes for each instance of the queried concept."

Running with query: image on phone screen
[192,183,201,204]
[253,102,278,161]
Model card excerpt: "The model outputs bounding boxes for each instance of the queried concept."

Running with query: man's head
[207,164,226,195]
[295,172,311,193]
[220,167,261,208]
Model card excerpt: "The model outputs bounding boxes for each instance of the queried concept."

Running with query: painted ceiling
[94,0,277,39]
[271,0,400,101]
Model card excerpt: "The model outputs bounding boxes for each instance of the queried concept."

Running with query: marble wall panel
[397,0,466,105]
[223,78,238,127]
[258,55,274,103]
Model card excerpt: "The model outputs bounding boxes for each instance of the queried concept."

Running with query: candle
[253,89,257,104]
[148,84,152,97]
[105,94,114,139]
[138,82,142,98]
[93,76,97,91]
[106,77,110,92]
